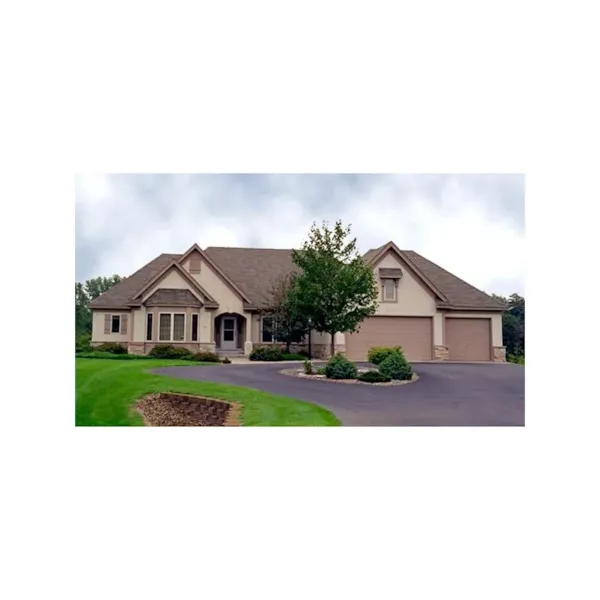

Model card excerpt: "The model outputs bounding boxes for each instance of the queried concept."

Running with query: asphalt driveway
[154,362,525,427]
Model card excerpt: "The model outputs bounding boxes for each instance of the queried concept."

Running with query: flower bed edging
[279,368,419,387]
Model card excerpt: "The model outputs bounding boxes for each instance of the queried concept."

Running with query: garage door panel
[446,318,491,361]
[346,317,433,361]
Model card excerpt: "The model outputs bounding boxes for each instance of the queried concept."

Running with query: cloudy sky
[75,174,525,296]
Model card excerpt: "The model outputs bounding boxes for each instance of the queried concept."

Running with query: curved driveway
[154,362,525,427]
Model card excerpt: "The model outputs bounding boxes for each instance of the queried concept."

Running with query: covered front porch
[214,312,253,355]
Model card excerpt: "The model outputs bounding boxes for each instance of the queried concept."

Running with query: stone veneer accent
[434,345,449,361]
[493,346,507,363]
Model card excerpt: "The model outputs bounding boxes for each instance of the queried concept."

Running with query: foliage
[190,351,220,363]
[249,346,284,361]
[292,220,379,356]
[148,344,193,359]
[325,353,358,380]
[76,352,153,360]
[221,357,232,364]
[303,359,314,375]
[379,352,413,380]
[76,358,341,426]
[492,292,525,358]
[76,333,92,353]
[367,346,403,365]
[282,353,309,361]
[357,370,392,383]
[264,272,310,352]
[508,354,525,365]
[316,366,327,375]
[95,342,128,354]
[75,274,124,341]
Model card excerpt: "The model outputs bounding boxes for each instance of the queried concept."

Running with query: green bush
[316,366,327,375]
[95,342,128,354]
[357,370,392,383]
[190,351,220,363]
[148,344,192,359]
[367,346,403,365]
[76,352,154,360]
[379,352,413,380]
[76,333,92,353]
[325,353,358,380]
[283,353,308,361]
[508,353,525,365]
[303,359,313,375]
[249,346,284,361]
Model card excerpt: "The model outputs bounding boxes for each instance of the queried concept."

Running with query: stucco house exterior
[89,241,507,362]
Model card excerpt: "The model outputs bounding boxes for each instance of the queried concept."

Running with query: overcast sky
[75,174,525,296]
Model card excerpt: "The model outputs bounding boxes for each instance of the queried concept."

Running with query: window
[191,314,199,341]
[159,312,186,342]
[111,315,121,333]
[261,316,279,343]
[383,279,396,302]
[146,313,153,341]
[173,314,185,341]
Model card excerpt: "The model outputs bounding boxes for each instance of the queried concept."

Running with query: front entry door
[221,317,237,350]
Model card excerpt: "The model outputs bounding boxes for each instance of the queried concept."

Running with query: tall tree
[292,220,379,356]
[264,272,310,352]
[76,274,123,337]
[493,293,525,356]
[84,275,123,300]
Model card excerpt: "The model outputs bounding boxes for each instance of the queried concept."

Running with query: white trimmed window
[191,314,199,342]
[111,315,121,333]
[159,312,186,342]
[383,279,396,302]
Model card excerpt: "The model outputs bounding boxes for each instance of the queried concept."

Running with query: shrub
[295,348,310,358]
[249,346,284,361]
[95,342,128,354]
[282,353,308,361]
[508,353,525,365]
[316,366,327,375]
[303,359,313,375]
[190,351,220,363]
[76,333,92,353]
[76,352,153,360]
[222,357,232,364]
[379,352,413,380]
[367,346,403,365]
[148,344,192,359]
[357,370,392,383]
[325,353,358,380]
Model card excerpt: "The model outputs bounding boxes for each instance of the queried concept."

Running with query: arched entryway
[214,313,246,352]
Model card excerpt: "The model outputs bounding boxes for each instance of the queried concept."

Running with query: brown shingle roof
[144,288,203,307]
[89,253,180,309]
[204,246,300,308]
[402,251,506,310]
[89,244,505,312]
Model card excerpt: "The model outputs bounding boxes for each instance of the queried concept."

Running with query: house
[89,241,507,362]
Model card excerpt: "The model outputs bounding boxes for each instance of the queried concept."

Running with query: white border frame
[158,311,186,342]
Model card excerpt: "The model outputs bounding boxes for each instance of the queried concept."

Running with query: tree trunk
[330,332,335,357]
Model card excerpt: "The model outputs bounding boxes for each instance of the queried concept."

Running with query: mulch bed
[279,368,419,387]
[135,393,241,426]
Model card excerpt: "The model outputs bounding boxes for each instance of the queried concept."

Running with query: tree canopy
[75,275,123,340]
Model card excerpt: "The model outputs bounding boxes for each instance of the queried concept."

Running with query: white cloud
[75,174,524,296]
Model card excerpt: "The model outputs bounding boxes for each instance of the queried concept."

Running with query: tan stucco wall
[372,251,437,316]
[183,253,246,315]
[132,307,146,342]
[442,312,503,346]
[91,310,131,343]
[433,313,444,346]
[141,269,204,302]
[200,309,213,343]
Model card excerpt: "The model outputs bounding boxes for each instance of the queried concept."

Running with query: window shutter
[121,314,128,335]
[104,314,111,334]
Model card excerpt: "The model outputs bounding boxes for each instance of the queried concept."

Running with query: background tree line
[492,292,525,360]
[75,275,123,343]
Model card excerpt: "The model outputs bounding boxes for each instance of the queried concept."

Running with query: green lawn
[76,358,340,426]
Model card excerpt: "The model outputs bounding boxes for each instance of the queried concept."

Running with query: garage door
[346,317,433,362]
[446,318,491,361]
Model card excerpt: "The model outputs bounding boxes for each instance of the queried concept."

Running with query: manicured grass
[76,358,341,427]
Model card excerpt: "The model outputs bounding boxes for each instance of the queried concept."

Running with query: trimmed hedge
[190,351,220,363]
[357,370,392,383]
[282,353,308,361]
[95,342,128,354]
[379,352,413,380]
[148,344,193,359]
[249,346,284,361]
[316,366,327,375]
[367,346,403,365]
[325,353,358,380]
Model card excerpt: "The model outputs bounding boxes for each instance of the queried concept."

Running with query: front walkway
[153,362,525,426]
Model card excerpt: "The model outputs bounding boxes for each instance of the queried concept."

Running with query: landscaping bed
[136,392,241,426]
[280,367,419,386]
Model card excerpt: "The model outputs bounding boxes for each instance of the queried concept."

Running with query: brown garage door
[346,317,433,361]
[446,318,491,361]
